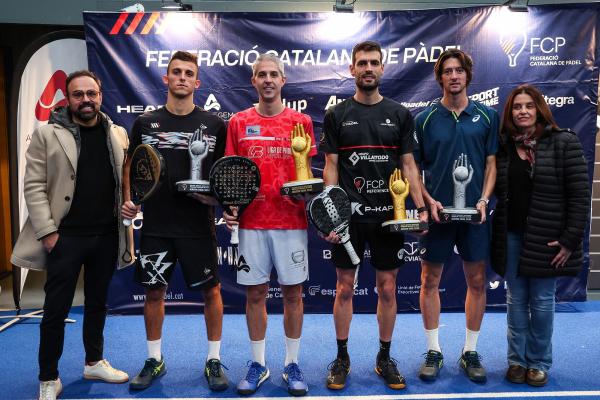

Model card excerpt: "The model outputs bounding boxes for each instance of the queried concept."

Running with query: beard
[71,102,98,122]
[355,74,380,92]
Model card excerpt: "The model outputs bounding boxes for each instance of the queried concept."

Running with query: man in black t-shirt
[121,51,228,392]
[320,41,428,391]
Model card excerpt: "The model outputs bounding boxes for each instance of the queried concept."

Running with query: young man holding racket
[223,53,316,396]
[320,41,427,390]
[121,51,229,391]
[12,70,132,400]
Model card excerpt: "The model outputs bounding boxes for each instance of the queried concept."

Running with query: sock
[464,328,480,353]
[147,339,161,361]
[378,340,391,361]
[250,339,266,366]
[207,340,221,361]
[336,338,349,361]
[284,336,301,366]
[425,328,442,352]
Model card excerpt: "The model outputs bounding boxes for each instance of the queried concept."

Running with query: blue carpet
[2,302,600,399]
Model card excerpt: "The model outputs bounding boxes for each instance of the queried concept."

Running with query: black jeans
[38,233,118,381]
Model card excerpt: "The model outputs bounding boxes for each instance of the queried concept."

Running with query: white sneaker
[83,359,129,383]
[39,378,62,400]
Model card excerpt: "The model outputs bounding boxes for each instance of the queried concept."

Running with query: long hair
[501,84,559,138]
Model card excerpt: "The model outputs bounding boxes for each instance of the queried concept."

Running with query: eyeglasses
[70,90,100,100]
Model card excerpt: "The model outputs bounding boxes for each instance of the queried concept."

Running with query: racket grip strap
[231,225,240,245]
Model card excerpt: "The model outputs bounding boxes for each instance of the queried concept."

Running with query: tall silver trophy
[439,153,481,223]
[176,126,211,193]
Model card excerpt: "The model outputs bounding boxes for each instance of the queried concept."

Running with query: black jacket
[491,126,590,278]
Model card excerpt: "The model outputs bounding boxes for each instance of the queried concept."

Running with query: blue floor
[2,302,600,399]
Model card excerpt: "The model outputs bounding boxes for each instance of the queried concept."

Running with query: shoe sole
[83,374,129,384]
[418,371,439,382]
[282,374,308,396]
[237,369,270,395]
[526,378,548,387]
[129,369,167,390]
[375,367,406,390]
[326,366,350,390]
[207,382,229,392]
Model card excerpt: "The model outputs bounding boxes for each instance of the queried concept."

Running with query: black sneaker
[419,350,444,381]
[326,358,350,390]
[129,357,167,390]
[459,351,487,383]
[375,357,406,390]
[204,359,229,391]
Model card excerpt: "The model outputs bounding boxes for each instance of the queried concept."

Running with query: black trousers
[38,233,118,381]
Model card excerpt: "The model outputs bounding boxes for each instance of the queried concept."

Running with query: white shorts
[237,229,309,286]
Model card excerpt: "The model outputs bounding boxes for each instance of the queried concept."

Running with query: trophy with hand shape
[176,126,211,193]
[439,153,481,222]
[381,168,428,233]
[280,122,324,196]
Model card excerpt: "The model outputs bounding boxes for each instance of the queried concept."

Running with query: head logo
[499,31,527,67]
[308,285,321,295]
[349,152,360,166]
[35,70,68,122]
[204,94,221,111]
[354,177,365,193]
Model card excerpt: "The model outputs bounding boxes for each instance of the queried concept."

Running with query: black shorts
[331,221,405,271]
[135,235,219,290]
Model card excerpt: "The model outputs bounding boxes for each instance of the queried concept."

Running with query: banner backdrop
[83,5,598,314]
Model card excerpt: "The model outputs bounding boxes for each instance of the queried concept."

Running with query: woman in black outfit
[491,84,589,387]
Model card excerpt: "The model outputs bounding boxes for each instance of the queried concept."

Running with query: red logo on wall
[34,70,68,122]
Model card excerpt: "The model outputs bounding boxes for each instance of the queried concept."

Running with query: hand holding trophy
[280,123,324,196]
[176,127,211,193]
[381,168,428,233]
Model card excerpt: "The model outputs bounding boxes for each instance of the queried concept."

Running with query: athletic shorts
[419,221,490,263]
[331,221,405,271]
[135,235,219,290]
[237,229,308,286]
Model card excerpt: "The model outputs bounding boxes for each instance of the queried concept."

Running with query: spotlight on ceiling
[162,0,193,11]
[506,0,529,12]
[333,0,355,13]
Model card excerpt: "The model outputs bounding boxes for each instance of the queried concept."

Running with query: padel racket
[308,185,361,287]
[209,156,261,245]
[123,144,165,227]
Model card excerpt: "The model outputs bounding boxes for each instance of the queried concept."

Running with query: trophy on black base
[439,153,481,223]
[280,122,324,196]
[176,126,211,193]
[381,168,428,233]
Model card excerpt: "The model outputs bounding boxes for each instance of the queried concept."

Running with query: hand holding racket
[122,144,165,227]
[209,156,261,244]
[308,185,361,287]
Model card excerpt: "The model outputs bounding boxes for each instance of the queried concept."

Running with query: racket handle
[353,264,360,290]
[231,224,239,245]
[343,241,361,266]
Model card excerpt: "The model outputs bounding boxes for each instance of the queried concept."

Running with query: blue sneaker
[283,362,308,396]
[237,361,270,395]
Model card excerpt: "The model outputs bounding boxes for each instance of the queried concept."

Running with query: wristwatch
[477,197,489,206]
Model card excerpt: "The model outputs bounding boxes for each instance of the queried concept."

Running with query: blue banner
[83,4,598,313]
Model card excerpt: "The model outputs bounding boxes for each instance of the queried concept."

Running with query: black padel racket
[308,185,361,287]
[209,156,261,245]
[123,144,166,227]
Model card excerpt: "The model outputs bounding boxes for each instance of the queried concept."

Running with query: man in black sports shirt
[320,40,427,390]
[121,51,228,392]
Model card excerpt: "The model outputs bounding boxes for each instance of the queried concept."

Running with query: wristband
[477,198,489,206]
[417,206,428,214]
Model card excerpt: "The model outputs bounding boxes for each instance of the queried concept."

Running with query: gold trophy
[280,122,324,196]
[381,168,428,233]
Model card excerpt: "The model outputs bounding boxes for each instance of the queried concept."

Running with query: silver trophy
[439,153,481,223]
[176,126,211,193]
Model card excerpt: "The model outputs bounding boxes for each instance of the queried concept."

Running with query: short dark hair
[352,40,383,65]
[65,70,101,96]
[433,49,473,87]
[167,51,199,77]
[501,84,559,138]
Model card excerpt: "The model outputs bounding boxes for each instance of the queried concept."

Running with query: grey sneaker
[204,358,229,391]
[459,351,487,383]
[130,357,167,390]
[418,350,444,381]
